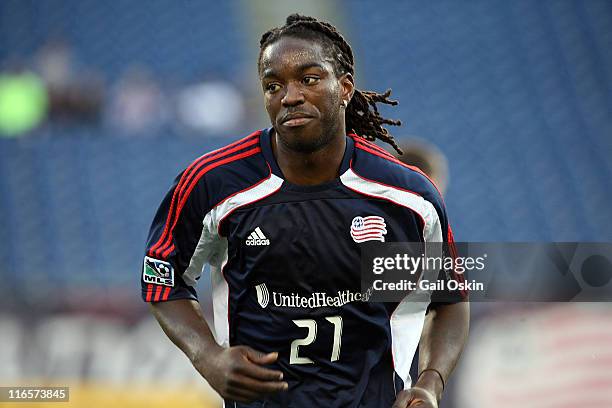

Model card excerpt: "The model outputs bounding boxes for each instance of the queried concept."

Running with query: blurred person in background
[394,139,449,197]
[176,75,245,135]
[107,65,169,135]
[143,14,468,408]
[35,39,104,125]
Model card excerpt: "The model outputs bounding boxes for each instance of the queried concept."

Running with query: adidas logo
[246,227,270,246]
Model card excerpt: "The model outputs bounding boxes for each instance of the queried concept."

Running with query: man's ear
[339,73,355,104]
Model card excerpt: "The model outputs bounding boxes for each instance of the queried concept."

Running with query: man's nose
[281,82,305,107]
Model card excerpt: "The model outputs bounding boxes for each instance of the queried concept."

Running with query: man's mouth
[283,117,313,127]
[281,113,315,127]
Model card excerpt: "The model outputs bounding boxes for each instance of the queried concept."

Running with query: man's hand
[392,387,438,408]
[149,300,288,403]
[195,345,289,403]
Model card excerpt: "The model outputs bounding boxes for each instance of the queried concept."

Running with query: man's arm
[393,302,470,407]
[150,299,288,403]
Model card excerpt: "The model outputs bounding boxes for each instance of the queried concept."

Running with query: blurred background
[0,0,610,407]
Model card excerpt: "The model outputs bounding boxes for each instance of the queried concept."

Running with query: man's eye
[303,76,320,85]
[266,83,281,93]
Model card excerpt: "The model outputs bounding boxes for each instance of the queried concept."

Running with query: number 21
[290,315,343,365]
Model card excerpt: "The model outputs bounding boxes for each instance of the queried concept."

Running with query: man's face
[259,36,353,153]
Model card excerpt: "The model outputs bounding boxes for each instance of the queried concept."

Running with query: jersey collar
[260,127,354,180]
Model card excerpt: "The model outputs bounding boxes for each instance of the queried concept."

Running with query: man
[394,140,450,197]
[142,14,468,408]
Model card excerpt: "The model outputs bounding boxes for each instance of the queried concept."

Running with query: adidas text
[246,227,270,246]
[246,238,270,246]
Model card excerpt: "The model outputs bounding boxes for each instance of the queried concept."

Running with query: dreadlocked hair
[258,14,403,154]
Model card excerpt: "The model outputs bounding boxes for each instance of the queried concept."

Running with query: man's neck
[272,130,347,186]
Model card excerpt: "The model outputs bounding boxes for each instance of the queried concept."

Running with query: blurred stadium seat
[0,133,230,300]
[0,0,246,81]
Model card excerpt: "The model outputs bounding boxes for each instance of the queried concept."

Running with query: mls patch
[143,256,175,287]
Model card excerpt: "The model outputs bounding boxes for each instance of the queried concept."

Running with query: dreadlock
[258,14,403,154]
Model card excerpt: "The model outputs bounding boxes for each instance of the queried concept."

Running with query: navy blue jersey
[142,129,463,408]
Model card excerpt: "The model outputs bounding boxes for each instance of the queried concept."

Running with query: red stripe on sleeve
[153,285,163,302]
[447,226,467,298]
[349,134,395,158]
[354,142,445,200]
[162,287,171,301]
[176,137,260,206]
[157,147,262,258]
[148,132,261,257]
[145,284,154,302]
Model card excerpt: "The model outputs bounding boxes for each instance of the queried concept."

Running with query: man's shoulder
[349,135,443,203]
[179,130,271,207]
[186,129,266,175]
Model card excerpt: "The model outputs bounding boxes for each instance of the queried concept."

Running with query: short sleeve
[141,170,209,303]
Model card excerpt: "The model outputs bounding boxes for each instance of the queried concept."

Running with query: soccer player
[394,140,450,197]
[142,14,469,408]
